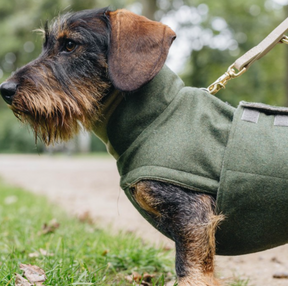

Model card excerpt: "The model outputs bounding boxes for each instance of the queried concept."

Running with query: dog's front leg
[130,180,223,286]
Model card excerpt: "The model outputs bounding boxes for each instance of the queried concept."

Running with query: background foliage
[0,0,288,152]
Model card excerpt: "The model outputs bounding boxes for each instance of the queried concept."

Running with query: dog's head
[0,8,176,144]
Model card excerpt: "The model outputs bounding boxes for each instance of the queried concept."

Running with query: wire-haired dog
[2,8,288,286]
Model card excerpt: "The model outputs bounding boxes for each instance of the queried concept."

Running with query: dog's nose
[0,81,18,105]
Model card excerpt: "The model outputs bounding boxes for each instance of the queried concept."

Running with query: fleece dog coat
[95,65,288,256]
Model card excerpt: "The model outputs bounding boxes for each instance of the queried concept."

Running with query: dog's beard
[10,79,110,145]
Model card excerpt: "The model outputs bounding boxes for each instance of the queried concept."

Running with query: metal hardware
[207,64,246,95]
[281,35,288,44]
[208,34,288,95]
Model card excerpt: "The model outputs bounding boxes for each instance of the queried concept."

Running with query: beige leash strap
[208,17,288,95]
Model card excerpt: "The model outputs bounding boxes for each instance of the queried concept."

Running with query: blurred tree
[1,0,288,153]
[140,0,158,19]
[0,109,44,153]
[0,0,137,100]
[159,0,288,106]
[0,0,138,152]
[0,0,69,108]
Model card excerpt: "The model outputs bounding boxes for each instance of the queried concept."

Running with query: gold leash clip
[207,64,246,95]
[281,35,288,44]
[207,34,288,95]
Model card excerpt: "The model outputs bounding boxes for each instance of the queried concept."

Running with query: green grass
[0,180,251,286]
[230,278,250,286]
[0,180,175,285]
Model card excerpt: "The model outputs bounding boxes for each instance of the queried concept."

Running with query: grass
[230,278,250,286]
[0,179,251,286]
[0,180,175,285]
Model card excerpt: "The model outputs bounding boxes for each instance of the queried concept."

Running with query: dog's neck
[92,89,124,158]
[93,65,183,159]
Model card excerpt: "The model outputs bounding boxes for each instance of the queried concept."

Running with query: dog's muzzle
[0,81,18,105]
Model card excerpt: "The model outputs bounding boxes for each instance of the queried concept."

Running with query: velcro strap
[241,108,260,123]
[274,115,288,126]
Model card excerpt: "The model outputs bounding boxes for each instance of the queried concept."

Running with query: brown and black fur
[0,8,224,286]
[5,8,112,144]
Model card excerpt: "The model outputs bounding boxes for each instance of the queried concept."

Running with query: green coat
[94,65,288,256]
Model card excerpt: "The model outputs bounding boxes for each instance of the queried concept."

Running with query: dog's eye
[64,40,76,53]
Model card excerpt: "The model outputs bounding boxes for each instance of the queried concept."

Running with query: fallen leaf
[271,257,282,264]
[125,272,141,283]
[162,245,173,251]
[125,272,155,285]
[101,249,109,256]
[28,248,54,258]
[15,273,32,286]
[40,218,60,235]
[273,272,288,279]
[142,272,156,282]
[132,272,142,282]
[78,211,94,224]
[39,248,54,256]
[19,264,47,285]
[28,252,39,258]
[125,274,133,283]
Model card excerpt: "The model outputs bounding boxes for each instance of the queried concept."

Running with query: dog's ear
[106,9,176,92]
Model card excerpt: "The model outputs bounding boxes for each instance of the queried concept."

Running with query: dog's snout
[0,81,18,105]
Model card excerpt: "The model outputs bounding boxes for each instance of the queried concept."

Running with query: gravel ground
[1,154,288,286]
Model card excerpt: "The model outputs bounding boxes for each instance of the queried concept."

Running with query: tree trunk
[140,0,157,20]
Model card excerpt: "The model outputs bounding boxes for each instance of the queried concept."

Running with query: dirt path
[1,154,288,286]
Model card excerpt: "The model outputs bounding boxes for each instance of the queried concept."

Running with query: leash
[207,17,288,95]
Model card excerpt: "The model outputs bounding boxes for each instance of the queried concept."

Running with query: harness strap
[207,17,288,95]
[234,17,288,70]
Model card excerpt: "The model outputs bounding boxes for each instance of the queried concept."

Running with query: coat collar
[92,89,124,159]
[92,65,184,159]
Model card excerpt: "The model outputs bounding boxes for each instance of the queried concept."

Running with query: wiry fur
[1,8,225,286]
[10,8,112,144]
[131,181,224,286]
